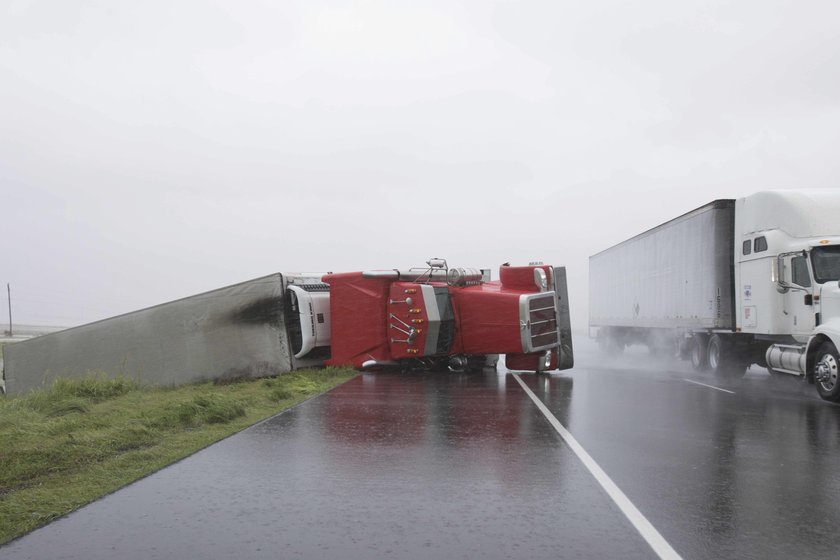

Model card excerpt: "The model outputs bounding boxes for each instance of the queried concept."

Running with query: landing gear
[814,342,840,402]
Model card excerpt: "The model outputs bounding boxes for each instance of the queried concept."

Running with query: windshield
[811,246,840,283]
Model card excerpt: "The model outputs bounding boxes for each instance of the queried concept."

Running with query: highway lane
[4,345,840,559]
[519,352,840,559]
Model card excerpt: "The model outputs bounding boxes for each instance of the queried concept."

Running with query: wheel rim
[709,341,720,370]
[816,353,839,391]
[691,341,702,367]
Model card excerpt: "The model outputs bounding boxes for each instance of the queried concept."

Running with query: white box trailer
[589,200,735,333]
[2,273,327,395]
[589,190,840,402]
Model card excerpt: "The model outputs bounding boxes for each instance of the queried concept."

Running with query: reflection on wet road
[5,348,840,559]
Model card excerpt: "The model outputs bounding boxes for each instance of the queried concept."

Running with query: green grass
[0,368,356,545]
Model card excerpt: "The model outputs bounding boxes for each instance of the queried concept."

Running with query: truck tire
[707,334,747,378]
[814,342,840,402]
[690,335,709,371]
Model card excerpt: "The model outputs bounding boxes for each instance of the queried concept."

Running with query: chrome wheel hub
[816,354,838,388]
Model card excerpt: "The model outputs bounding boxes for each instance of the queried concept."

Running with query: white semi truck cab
[740,191,840,400]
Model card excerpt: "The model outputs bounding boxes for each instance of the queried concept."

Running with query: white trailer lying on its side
[589,190,840,402]
[1,273,328,396]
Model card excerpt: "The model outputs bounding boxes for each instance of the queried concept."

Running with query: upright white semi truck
[589,190,840,402]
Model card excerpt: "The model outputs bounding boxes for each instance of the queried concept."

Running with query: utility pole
[6,283,11,337]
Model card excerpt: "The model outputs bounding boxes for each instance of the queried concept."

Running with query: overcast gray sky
[2,0,839,331]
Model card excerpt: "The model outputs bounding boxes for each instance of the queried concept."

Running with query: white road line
[512,373,682,560]
[683,379,735,394]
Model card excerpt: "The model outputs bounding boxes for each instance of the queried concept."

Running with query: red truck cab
[321,260,573,373]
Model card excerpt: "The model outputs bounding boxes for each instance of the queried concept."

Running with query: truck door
[783,253,816,339]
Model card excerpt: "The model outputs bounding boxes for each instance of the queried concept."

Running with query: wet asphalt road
[5,344,840,559]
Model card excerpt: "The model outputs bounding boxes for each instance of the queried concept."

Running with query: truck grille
[522,293,559,352]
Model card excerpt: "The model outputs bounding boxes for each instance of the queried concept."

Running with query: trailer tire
[814,342,840,402]
[690,335,709,371]
[708,335,747,378]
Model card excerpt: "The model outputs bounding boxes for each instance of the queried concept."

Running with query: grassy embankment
[0,367,356,545]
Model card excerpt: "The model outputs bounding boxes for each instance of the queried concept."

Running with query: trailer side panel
[3,274,292,395]
[589,200,735,331]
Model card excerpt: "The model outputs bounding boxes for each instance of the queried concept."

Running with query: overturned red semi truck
[2,259,573,395]
[287,259,574,373]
